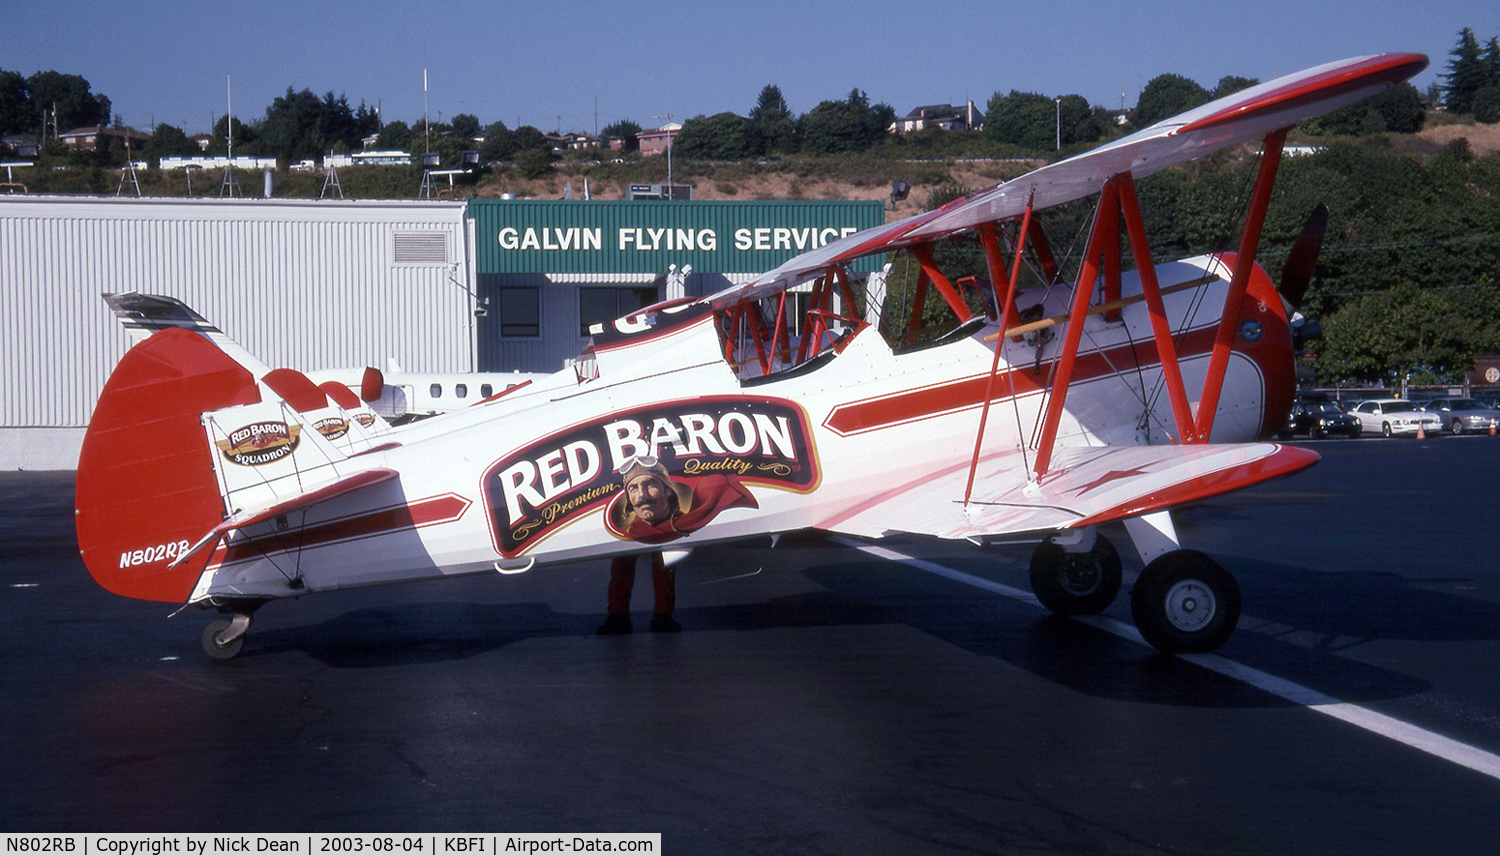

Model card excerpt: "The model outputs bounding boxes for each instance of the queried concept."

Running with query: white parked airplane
[77,53,1427,658]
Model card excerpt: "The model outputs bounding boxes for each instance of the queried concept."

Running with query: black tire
[201,617,245,660]
[1130,550,1240,654]
[1030,533,1122,615]
[1382,422,1392,438]
[1452,419,1464,436]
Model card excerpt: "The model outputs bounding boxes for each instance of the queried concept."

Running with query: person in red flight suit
[597,457,684,634]
[596,456,759,635]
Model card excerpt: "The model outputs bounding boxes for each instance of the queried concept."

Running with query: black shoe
[650,614,682,633]
[596,614,633,635]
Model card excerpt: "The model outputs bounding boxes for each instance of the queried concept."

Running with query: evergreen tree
[749,84,795,154]
[600,119,641,151]
[1484,36,1500,83]
[1442,27,1489,114]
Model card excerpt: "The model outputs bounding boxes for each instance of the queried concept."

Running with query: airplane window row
[428,383,495,400]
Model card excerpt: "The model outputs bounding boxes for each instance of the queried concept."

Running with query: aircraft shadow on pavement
[798,555,1436,710]
[248,601,578,667]
[245,590,898,669]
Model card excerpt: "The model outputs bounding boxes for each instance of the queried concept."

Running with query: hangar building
[1,196,883,469]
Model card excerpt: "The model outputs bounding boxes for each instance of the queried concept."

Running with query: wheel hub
[1164,580,1217,631]
[1060,556,1101,595]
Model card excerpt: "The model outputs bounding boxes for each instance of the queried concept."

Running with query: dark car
[1279,399,1361,439]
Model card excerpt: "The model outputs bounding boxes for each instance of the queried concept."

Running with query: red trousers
[607,552,674,616]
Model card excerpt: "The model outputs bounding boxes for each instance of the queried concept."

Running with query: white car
[1349,399,1441,438]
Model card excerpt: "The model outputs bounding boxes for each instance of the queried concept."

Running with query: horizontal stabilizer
[172,468,399,572]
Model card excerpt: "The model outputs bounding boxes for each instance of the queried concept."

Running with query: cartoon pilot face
[618,456,679,525]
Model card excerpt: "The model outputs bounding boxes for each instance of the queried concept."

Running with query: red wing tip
[1178,52,1429,134]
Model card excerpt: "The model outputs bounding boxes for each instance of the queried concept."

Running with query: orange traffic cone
[1490,419,1496,437]
[1417,422,1426,440]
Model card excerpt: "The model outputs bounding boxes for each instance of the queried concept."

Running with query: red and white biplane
[77,53,1427,658]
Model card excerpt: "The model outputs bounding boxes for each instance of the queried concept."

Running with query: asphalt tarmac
[3,436,1499,854]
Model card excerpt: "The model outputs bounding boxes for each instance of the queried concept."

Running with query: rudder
[76,328,260,602]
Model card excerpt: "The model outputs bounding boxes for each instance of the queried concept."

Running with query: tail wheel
[1030,533,1122,615]
[201,613,252,660]
[1130,550,1240,654]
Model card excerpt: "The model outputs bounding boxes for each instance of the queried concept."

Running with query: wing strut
[1195,129,1287,440]
[1117,172,1198,443]
[964,196,1034,504]
[989,138,1288,477]
[1031,179,1120,477]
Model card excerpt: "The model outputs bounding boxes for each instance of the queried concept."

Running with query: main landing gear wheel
[1030,533,1122,615]
[1130,550,1240,654]
[201,613,252,660]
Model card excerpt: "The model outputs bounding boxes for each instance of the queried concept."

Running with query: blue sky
[2,1,1491,135]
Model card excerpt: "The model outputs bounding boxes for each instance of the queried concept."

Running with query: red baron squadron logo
[354,413,377,428]
[314,416,350,440]
[216,421,301,466]
[483,397,819,557]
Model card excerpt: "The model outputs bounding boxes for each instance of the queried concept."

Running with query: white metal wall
[0,197,474,429]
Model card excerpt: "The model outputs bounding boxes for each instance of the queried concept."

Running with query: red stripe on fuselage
[824,327,1220,436]
[213,493,471,567]
[825,267,1294,438]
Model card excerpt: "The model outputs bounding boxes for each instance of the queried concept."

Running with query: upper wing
[903,52,1426,242]
[704,52,1426,308]
[820,442,1319,541]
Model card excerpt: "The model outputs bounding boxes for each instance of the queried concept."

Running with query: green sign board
[470,199,885,275]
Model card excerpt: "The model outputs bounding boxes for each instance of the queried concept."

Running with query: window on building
[499,287,541,338]
[579,286,659,337]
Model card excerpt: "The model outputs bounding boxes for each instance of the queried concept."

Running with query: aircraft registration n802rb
[75,52,1428,659]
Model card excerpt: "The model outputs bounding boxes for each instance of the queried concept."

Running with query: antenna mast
[219,74,241,197]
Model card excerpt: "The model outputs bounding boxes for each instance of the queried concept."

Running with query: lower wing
[820,442,1318,541]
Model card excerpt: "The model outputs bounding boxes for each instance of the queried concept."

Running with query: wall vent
[393,231,449,265]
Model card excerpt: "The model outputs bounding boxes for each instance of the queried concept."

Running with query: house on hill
[890,102,978,134]
[638,123,682,156]
[58,125,150,152]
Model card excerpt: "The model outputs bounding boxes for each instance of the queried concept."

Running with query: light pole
[1055,97,1061,151]
[654,113,675,195]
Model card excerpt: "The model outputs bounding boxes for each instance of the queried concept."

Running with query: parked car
[1421,397,1500,434]
[1348,399,1442,438]
[1280,399,1362,439]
